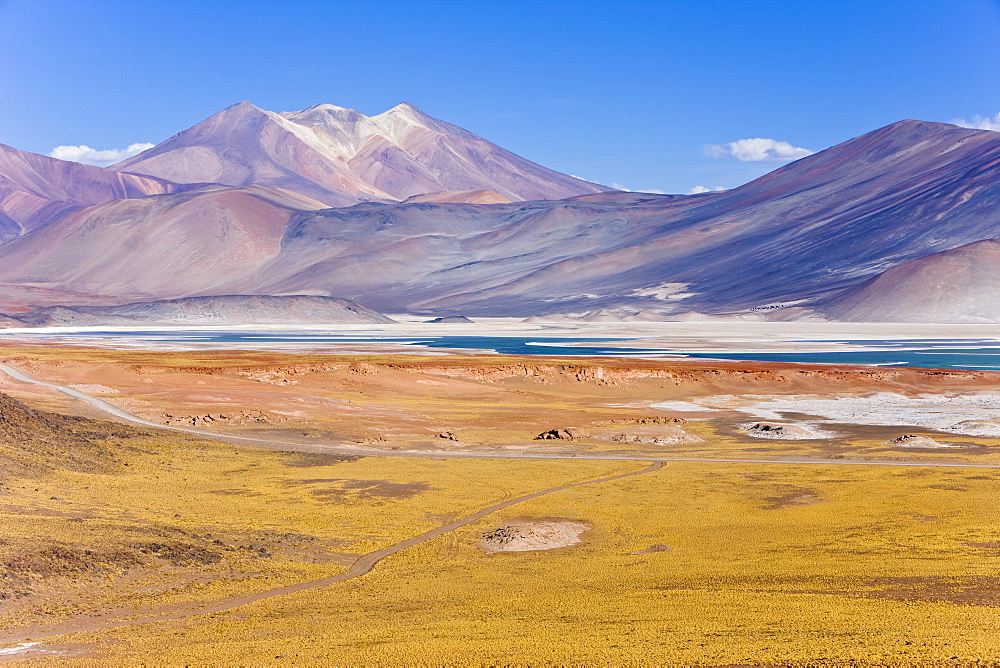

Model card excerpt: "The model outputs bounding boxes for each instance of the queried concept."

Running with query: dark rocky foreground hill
[0,391,138,479]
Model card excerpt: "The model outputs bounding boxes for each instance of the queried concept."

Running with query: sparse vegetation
[1,345,998,663]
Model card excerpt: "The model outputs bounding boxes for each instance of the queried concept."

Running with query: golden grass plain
[0,344,997,664]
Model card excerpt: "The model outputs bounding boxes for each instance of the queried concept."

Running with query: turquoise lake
[3,331,1000,371]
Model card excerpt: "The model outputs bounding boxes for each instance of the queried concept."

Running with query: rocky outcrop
[742,422,831,440]
[535,428,586,440]
[884,434,958,448]
[425,316,474,323]
[598,416,688,426]
[597,426,702,446]
[162,410,285,427]
[479,520,590,553]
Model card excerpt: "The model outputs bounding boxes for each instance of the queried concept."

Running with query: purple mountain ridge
[0,143,182,243]
[0,112,998,322]
[111,101,610,205]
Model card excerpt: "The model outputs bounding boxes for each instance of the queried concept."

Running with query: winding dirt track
[0,361,668,645]
[1,359,999,646]
[0,460,661,644]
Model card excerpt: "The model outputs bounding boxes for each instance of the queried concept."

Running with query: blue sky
[1,0,998,194]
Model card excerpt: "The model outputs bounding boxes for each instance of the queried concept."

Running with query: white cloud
[689,185,726,194]
[952,112,1000,131]
[704,137,813,162]
[47,142,155,167]
[610,182,666,194]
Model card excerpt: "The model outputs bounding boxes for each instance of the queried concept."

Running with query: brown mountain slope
[402,190,511,204]
[0,185,326,299]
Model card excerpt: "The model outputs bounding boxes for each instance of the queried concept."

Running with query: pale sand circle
[479,519,590,553]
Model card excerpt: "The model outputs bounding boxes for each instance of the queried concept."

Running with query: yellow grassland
[18,458,1000,665]
[0,431,626,637]
[0,345,997,663]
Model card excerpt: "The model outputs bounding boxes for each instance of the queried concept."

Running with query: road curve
[0,460,662,644]
[1,361,999,469]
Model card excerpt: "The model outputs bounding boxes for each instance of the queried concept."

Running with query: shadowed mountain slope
[216,119,1000,315]
[0,314,27,328]
[11,295,394,326]
[112,101,609,205]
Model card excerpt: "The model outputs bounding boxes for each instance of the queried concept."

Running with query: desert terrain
[0,341,998,664]
[3,2,998,663]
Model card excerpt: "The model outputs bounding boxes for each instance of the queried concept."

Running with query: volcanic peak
[111,100,608,204]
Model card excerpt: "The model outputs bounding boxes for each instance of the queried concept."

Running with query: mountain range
[0,100,606,246]
[0,101,998,323]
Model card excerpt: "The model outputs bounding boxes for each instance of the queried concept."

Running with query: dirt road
[0,459,662,645]
[1,358,998,651]
[1,361,998,469]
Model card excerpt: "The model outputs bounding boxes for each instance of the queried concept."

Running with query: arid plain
[0,333,998,664]
[3,3,999,663]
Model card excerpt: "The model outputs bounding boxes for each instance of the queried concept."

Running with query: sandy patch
[67,383,119,394]
[309,479,432,500]
[764,486,823,509]
[884,434,962,449]
[161,409,287,427]
[479,519,590,553]
[649,400,720,412]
